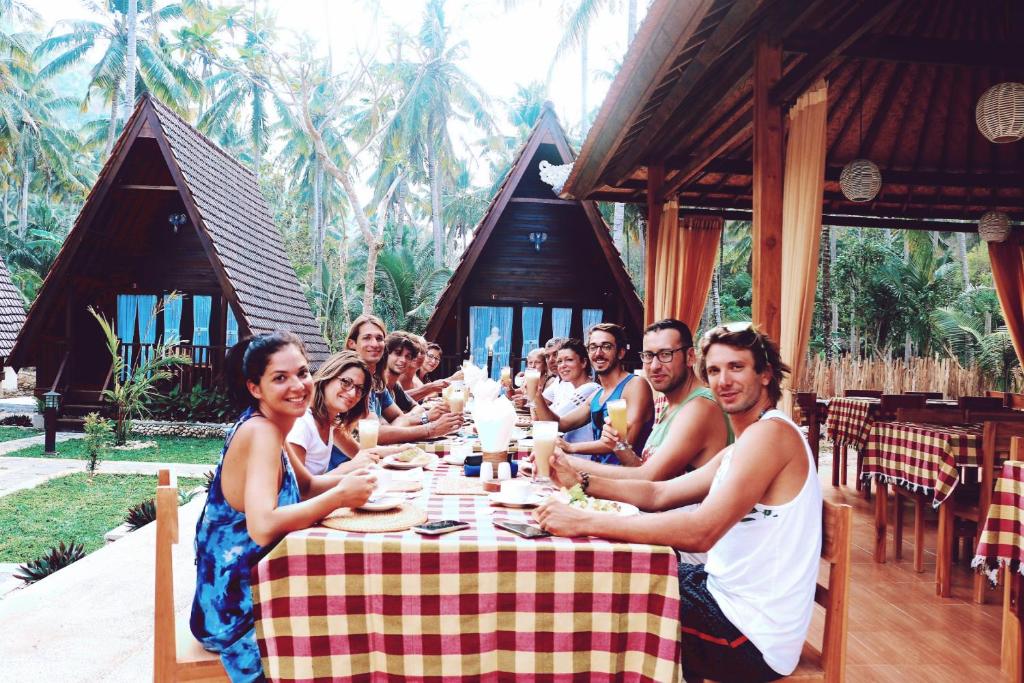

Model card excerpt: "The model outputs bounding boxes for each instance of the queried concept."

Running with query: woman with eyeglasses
[287,351,399,475]
[191,334,376,682]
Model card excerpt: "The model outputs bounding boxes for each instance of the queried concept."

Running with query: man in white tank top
[535,323,822,682]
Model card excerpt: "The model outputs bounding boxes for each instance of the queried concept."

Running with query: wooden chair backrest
[879,394,925,419]
[964,409,1024,423]
[795,392,817,425]
[905,391,943,399]
[844,389,882,398]
[895,407,965,425]
[815,501,853,682]
[958,395,1005,411]
[155,468,179,681]
[1013,436,1023,460]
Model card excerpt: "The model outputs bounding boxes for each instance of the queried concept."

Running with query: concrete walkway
[0,496,207,682]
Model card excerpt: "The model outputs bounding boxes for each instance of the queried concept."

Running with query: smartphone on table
[412,519,470,535]
[493,520,551,538]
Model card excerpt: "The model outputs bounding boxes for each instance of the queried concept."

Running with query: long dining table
[250,459,683,682]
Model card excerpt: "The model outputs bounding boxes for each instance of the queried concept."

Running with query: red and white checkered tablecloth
[825,397,877,451]
[252,462,683,682]
[973,461,1024,585]
[860,421,983,506]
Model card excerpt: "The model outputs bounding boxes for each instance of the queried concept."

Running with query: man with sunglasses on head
[528,322,654,465]
[535,323,822,682]
[547,319,732,555]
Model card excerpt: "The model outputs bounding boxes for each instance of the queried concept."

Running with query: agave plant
[14,541,86,584]
[124,498,157,531]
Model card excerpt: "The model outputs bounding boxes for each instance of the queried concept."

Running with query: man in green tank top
[549,318,731,485]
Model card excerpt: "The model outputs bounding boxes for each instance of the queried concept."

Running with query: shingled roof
[9,94,329,367]
[0,259,25,362]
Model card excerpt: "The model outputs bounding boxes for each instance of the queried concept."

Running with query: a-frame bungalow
[0,258,26,391]
[424,103,644,377]
[9,94,329,415]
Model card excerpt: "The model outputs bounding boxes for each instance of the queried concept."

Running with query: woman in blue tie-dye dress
[190,332,377,682]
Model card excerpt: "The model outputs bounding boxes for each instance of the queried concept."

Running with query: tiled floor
[814,445,1005,681]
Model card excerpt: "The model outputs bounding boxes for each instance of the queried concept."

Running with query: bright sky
[39,0,647,144]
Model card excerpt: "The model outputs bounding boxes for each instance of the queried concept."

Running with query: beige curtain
[651,200,723,333]
[988,240,1024,369]
[779,80,828,414]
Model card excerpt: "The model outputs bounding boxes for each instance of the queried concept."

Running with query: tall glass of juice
[532,420,557,482]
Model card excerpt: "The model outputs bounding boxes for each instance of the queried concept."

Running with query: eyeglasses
[586,342,616,353]
[639,347,689,364]
[337,377,365,399]
[426,354,441,362]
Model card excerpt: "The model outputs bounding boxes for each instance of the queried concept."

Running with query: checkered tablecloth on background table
[860,421,983,505]
[252,463,683,682]
[825,397,878,452]
[973,461,1024,585]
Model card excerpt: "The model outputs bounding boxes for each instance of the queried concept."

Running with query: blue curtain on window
[491,306,513,379]
[520,306,543,370]
[163,294,182,345]
[469,306,491,368]
[582,308,604,342]
[226,305,239,349]
[116,295,138,380]
[136,295,158,368]
[193,295,212,364]
[551,307,572,340]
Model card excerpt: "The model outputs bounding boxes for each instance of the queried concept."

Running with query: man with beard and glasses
[548,319,731,478]
[528,322,653,465]
[534,323,822,682]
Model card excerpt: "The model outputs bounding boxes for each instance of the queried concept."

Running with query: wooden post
[751,33,783,342]
[644,165,665,326]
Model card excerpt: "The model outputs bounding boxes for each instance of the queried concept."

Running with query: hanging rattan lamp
[839,159,882,202]
[976,82,1024,143]
[978,210,1012,242]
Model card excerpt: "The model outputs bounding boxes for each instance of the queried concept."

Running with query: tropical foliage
[0,0,1013,388]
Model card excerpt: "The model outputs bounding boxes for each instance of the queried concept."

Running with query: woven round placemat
[320,504,427,533]
[387,480,423,493]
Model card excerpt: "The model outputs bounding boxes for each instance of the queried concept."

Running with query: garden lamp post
[43,390,60,455]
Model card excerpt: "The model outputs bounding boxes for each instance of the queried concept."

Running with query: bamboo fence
[796,356,1022,399]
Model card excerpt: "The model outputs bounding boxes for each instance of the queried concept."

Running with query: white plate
[357,495,404,512]
[444,454,468,466]
[490,492,544,508]
[382,454,434,470]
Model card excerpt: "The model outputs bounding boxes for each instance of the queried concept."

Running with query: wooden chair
[843,389,882,399]
[938,423,1024,602]
[795,392,821,468]
[958,395,1005,411]
[155,468,228,682]
[878,393,926,421]
[905,391,943,400]
[693,502,853,683]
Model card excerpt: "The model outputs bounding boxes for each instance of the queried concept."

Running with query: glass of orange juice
[607,399,628,450]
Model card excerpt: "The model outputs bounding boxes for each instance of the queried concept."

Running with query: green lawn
[0,426,41,442]
[3,434,223,464]
[0,473,204,562]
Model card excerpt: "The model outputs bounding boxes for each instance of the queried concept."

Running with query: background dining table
[251,461,683,682]
[973,460,1024,682]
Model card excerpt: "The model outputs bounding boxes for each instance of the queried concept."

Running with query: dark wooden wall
[432,143,642,374]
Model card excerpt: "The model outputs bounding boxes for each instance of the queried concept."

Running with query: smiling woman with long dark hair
[190,332,377,682]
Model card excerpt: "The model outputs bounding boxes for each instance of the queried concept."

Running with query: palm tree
[373,240,452,334]
[377,0,494,268]
[197,9,277,172]
[34,0,200,154]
